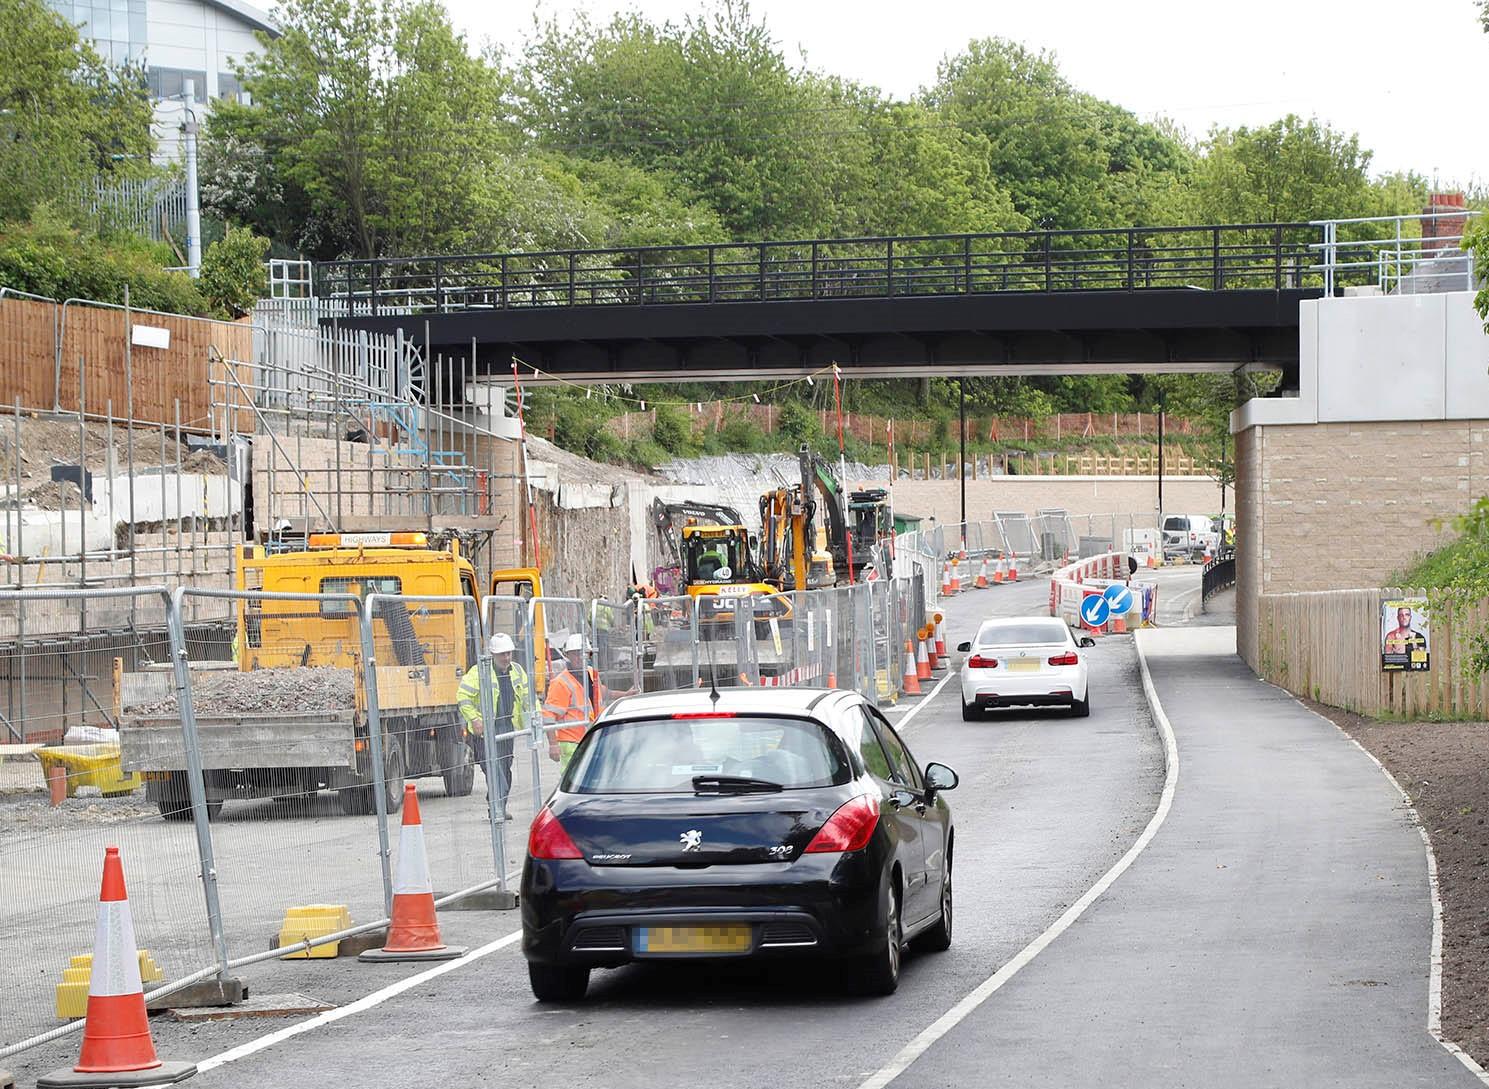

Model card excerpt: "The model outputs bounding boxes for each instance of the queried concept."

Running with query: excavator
[648,499,792,687]
[759,445,891,589]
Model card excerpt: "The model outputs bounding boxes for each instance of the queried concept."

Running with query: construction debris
[125,667,355,718]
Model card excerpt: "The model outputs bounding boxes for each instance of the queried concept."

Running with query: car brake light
[967,654,998,669]
[671,711,737,718]
[804,794,881,854]
[1048,651,1079,666]
[528,806,583,860]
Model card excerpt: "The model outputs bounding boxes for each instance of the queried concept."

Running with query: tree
[1181,116,1413,224]
[210,0,515,259]
[1467,216,1488,331]
[0,0,153,222]
[199,226,271,319]
[520,1,872,239]
[923,39,1192,229]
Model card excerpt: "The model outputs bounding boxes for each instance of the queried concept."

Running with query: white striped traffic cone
[360,785,467,962]
[974,556,989,588]
[38,848,196,1088]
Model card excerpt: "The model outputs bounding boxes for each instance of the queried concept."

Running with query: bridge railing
[316,223,1321,316]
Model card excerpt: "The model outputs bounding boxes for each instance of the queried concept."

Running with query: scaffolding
[0,293,523,743]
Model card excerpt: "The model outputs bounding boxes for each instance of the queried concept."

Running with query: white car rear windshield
[977,622,1072,646]
[564,715,852,794]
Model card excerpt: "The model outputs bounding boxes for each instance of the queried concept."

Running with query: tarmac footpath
[893,625,1484,1089]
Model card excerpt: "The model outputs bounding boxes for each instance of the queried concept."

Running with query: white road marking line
[1285,689,1489,1086]
[855,628,1179,1089]
[197,928,525,1073]
[891,671,954,734]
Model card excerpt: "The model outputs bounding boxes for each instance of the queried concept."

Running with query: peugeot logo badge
[679,829,702,852]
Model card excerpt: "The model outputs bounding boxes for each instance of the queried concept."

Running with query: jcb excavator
[648,499,792,687]
[759,445,888,589]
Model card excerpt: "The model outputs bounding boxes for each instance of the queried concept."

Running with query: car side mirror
[956,641,971,653]
[924,762,958,792]
[1078,636,1096,648]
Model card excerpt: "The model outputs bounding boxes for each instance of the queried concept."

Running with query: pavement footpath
[903,624,1482,1088]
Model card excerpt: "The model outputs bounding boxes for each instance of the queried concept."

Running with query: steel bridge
[316,224,1327,385]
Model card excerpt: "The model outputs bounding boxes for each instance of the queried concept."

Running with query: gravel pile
[126,667,356,718]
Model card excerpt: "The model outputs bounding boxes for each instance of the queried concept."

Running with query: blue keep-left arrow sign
[1080,594,1111,628]
[1102,583,1133,614]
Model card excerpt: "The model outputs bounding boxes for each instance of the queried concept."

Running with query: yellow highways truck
[118,532,484,819]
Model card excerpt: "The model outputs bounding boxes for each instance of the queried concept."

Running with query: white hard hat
[562,633,590,654]
[488,633,515,655]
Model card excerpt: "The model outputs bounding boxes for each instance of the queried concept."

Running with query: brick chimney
[1422,191,1467,253]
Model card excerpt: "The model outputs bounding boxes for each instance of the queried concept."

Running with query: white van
[1162,514,1219,561]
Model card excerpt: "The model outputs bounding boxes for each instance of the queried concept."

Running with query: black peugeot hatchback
[520,687,958,1001]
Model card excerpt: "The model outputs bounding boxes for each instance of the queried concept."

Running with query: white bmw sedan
[957,617,1095,720]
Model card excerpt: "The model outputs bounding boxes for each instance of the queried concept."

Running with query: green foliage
[650,404,697,455]
[198,226,270,319]
[0,0,153,223]
[777,402,821,445]
[1401,498,1489,675]
[1467,216,1489,331]
[1179,116,1419,224]
[0,211,206,313]
[923,39,1191,229]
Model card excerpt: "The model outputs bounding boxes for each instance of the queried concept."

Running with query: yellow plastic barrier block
[56,951,164,1018]
[34,745,141,798]
[277,904,353,959]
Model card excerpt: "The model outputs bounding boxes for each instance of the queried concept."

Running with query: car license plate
[635,925,752,955]
[1008,659,1040,673]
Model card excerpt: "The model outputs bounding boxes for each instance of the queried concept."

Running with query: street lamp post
[180,82,202,278]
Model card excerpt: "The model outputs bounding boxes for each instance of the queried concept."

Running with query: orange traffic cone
[949,559,962,594]
[1007,554,1019,581]
[38,847,196,1088]
[974,556,989,589]
[361,785,467,963]
[992,553,1005,584]
[902,641,922,696]
[915,629,933,681]
[940,560,952,597]
[922,625,938,671]
[934,613,948,666]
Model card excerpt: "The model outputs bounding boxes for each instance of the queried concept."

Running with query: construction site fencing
[0,586,221,1058]
[1,571,939,1061]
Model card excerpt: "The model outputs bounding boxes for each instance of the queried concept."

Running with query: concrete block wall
[1236,419,1488,669]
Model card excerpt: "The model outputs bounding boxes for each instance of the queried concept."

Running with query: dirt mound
[126,666,356,718]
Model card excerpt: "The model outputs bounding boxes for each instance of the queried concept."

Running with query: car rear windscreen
[977,622,1072,646]
[1163,516,1189,531]
[564,715,852,794]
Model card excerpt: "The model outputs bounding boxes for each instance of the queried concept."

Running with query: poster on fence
[1380,598,1431,672]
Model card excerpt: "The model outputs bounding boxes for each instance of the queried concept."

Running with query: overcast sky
[445,0,1486,190]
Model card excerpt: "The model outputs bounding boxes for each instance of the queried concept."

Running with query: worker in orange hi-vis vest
[543,633,634,771]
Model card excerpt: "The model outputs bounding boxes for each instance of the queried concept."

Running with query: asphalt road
[903,627,1483,1088]
[5,574,1166,1086]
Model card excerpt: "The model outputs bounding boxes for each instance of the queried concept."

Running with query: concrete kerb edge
[1263,678,1489,1087]
[853,628,1179,1089]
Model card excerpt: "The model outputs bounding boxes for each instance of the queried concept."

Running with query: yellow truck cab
[119,531,483,819]
[489,566,547,689]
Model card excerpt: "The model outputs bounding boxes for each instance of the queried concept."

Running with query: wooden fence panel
[0,296,251,430]
[1257,587,1488,719]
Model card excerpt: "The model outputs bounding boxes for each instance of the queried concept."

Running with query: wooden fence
[1256,587,1489,719]
[0,295,253,431]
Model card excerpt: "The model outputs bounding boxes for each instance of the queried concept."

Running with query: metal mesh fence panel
[993,512,1037,559]
[366,592,498,901]
[179,586,390,965]
[0,588,219,1053]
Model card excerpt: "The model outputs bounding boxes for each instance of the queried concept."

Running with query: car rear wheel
[960,696,980,722]
[916,869,953,953]
[1070,695,1090,718]
[528,962,590,1002]
[855,881,902,995]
